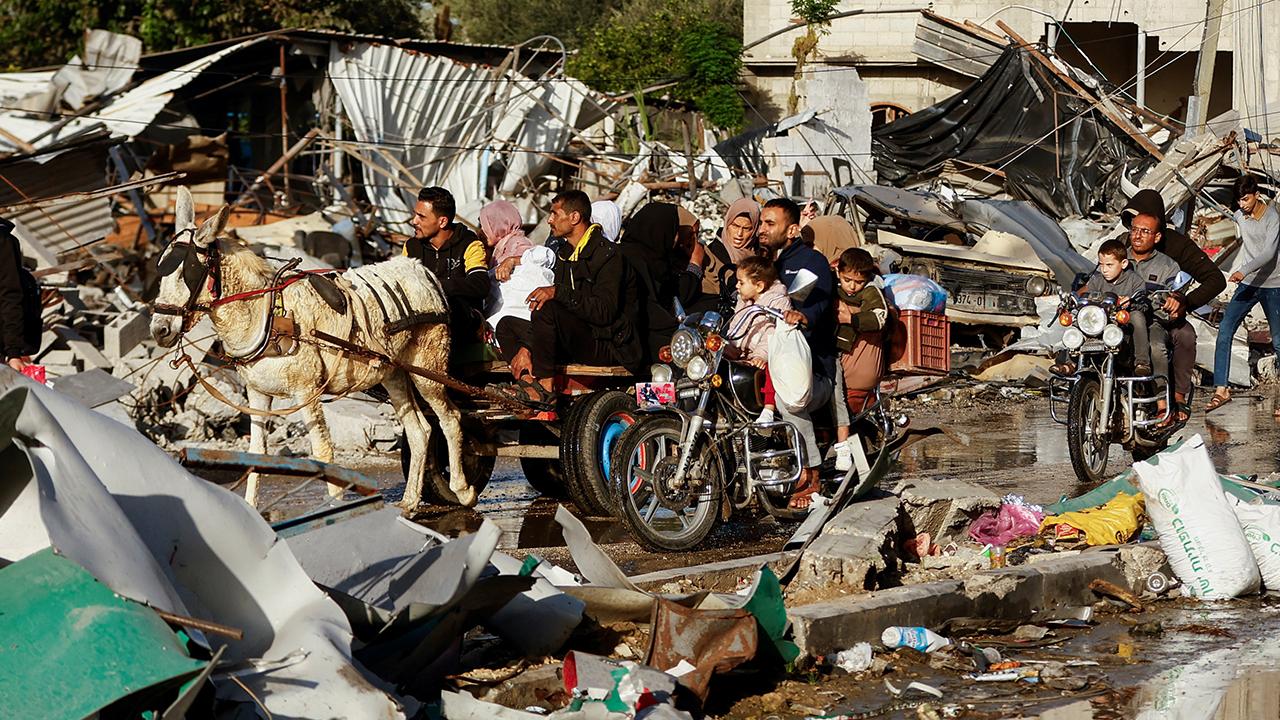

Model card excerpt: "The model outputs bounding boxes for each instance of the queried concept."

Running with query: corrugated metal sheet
[0,141,113,264]
[913,11,1008,78]
[329,41,596,230]
[0,36,270,154]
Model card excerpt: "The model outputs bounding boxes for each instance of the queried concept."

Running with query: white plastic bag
[767,322,812,412]
[1133,435,1260,599]
[1229,498,1280,590]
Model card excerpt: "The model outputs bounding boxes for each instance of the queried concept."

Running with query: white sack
[1133,435,1260,599]
[1229,498,1280,590]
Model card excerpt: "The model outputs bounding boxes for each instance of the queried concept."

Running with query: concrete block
[103,311,150,361]
[184,372,246,424]
[323,398,397,450]
[793,493,902,590]
[53,325,112,371]
[893,478,1001,543]
[1115,542,1170,590]
[790,580,969,656]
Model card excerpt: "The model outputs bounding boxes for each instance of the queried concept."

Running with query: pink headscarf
[479,200,532,266]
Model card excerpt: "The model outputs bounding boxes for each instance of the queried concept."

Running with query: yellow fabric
[463,239,488,272]
[1041,492,1146,546]
[400,241,408,256]
[568,224,599,262]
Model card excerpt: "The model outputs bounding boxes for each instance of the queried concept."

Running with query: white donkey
[149,188,474,508]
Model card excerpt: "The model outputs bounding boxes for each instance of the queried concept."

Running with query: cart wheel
[400,426,495,506]
[565,390,638,517]
[519,424,568,498]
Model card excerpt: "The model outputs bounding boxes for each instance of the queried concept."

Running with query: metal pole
[279,44,291,204]
[1136,30,1147,109]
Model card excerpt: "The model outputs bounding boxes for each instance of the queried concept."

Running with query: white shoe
[834,440,853,473]
[755,407,775,425]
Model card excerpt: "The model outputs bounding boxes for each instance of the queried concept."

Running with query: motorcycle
[1048,278,1190,485]
[609,301,908,551]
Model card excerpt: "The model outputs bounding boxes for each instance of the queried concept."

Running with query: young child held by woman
[832,248,890,472]
[724,256,793,424]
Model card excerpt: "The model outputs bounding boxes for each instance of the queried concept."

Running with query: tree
[570,0,745,130]
[0,0,430,70]
[445,0,620,47]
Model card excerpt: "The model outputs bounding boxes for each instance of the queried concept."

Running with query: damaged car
[826,184,1091,334]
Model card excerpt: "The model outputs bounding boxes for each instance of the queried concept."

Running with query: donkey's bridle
[152,228,223,331]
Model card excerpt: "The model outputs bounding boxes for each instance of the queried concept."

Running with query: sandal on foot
[1134,363,1153,377]
[788,474,820,510]
[1157,405,1190,431]
[492,378,555,410]
[1205,393,1232,414]
[1050,361,1077,376]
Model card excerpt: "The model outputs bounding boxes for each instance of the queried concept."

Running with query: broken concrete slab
[789,546,1139,657]
[322,397,398,450]
[52,325,112,371]
[102,311,150,361]
[792,493,901,591]
[628,551,800,593]
[50,368,135,408]
[893,478,1001,543]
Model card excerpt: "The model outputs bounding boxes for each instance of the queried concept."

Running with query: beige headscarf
[719,198,761,264]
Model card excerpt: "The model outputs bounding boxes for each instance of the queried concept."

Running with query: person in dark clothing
[403,186,491,342]
[1115,189,1223,424]
[493,190,642,409]
[1119,189,1226,314]
[618,203,710,361]
[0,218,40,372]
[758,197,836,511]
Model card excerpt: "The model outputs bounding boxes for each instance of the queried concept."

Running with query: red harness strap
[208,270,333,309]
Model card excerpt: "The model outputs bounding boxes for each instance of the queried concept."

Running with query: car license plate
[954,292,993,310]
[636,382,676,407]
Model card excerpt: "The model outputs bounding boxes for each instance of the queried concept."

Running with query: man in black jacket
[494,190,642,408]
[0,218,40,372]
[403,186,490,341]
[1118,189,1225,424]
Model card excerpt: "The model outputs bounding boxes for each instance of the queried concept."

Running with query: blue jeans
[1213,284,1280,387]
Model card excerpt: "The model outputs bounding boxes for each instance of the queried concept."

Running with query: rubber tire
[609,414,723,552]
[1067,376,1111,486]
[557,395,602,515]
[566,390,639,517]
[519,424,568,498]
[399,426,495,506]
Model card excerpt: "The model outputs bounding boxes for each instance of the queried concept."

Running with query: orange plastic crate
[888,310,950,375]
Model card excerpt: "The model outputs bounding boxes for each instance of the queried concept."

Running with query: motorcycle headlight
[1077,305,1107,337]
[1102,324,1124,348]
[686,354,711,381]
[670,329,700,368]
[1026,276,1049,296]
[1063,326,1085,350]
[650,363,673,383]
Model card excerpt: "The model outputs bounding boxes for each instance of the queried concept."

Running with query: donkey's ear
[175,187,195,231]
[193,205,231,248]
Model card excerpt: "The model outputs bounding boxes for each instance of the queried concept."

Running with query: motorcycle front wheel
[609,415,723,552]
[1067,375,1111,485]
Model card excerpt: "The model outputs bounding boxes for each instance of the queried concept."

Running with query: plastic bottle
[881,626,950,653]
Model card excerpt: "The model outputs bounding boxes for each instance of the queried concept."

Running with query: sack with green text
[1228,498,1280,591]
[1133,434,1260,599]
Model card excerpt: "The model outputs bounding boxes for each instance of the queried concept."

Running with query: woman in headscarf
[591,199,623,243]
[479,200,532,282]
[702,198,761,297]
[802,215,860,267]
[620,202,709,361]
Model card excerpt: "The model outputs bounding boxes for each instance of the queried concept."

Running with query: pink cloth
[968,503,1046,546]
[726,281,792,364]
[479,201,532,266]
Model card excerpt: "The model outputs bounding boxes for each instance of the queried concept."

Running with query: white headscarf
[591,200,623,242]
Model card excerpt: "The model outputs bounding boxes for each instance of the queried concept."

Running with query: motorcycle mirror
[673,296,687,322]
[788,268,818,302]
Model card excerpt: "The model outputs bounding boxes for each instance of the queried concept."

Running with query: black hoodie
[1117,189,1225,310]
[0,218,41,360]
